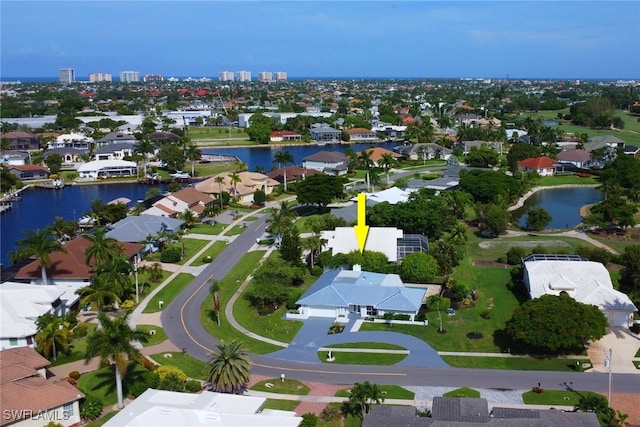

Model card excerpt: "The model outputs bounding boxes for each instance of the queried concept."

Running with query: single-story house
[44,147,87,163]
[0,282,71,350]
[0,131,41,151]
[556,149,592,169]
[310,123,342,144]
[77,159,137,179]
[584,135,625,152]
[322,227,404,262]
[48,132,94,149]
[457,140,502,156]
[94,142,136,161]
[1,150,30,166]
[357,147,402,166]
[195,171,279,205]
[7,164,50,181]
[269,130,302,142]
[362,397,599,427]
[148,131,181,144]
[397,143,452,161]
[517,156,556,176]
[266,166,321,184]
[103,388,302,427]
[346,127,377,141]
[330,187,415,222]
[142,187,213,217]
[0,347,84,427]
[522,254,637,327]
[105,214,185,243]
[294,266,427,321]
[372,123,406,139]
[301,151,348,175]
[95,131,137,147]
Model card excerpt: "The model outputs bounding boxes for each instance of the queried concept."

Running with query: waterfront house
[0,282,76,349]
[77,159,138,179]
[269,130,302,142]
[293,266,427,321]
[0,131,41,151]
[556,149,591,169]
[584,135,625,152]
[522,254,637,327]
[310,123,342,144]
[517,156,556,176]
[7,164,50,181]
[148,131,181,144]
[0,347,84,427]
[267,166,320,185]
[94,142,136,161]
[301,151,348,175]
[48,132,94,150]
[1,150,30,166]
[396,143,452,161]
[105,214,185,243]
[95,131,137,148]
[357,147,402,166]
[346,127,377,142]
[142,187,213,217]
[195,171,279,205]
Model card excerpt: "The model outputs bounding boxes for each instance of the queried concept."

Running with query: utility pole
[134,255,139,304]
[604,348,612,404]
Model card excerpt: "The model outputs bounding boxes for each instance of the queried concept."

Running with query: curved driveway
[162,200,639,394]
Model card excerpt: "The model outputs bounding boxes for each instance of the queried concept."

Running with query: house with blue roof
[294,266,427,321]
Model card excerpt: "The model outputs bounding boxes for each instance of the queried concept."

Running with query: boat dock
[0,190,24,214]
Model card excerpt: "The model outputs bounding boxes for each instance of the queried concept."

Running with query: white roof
[104,389,302,427]
[354,187,415,205]
[322,227,403,262]
[77,159,136,172]
[524,260,637,312]
[0,282,65,338]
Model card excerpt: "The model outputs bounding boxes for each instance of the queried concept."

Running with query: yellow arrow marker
[354,193,369,253]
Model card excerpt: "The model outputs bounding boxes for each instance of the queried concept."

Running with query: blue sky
[1,1,638,79]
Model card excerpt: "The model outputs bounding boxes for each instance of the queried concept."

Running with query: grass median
[318,351,407,365]
[190,240,227,267]
[143,273,195,313]
[149,352,208,380]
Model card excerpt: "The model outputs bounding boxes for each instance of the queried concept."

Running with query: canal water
[513,186,602,230]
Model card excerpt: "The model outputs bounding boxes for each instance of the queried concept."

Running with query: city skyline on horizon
[1,1,639,80]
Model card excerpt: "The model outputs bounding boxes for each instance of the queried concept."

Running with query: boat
[36,178,65,189]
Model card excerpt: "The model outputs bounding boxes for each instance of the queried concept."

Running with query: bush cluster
[161,246,182,263]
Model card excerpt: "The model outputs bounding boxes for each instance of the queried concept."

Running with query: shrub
[120,300,134,309]
[531,245,548,255]
[161,246,182,263]
[393,314,411,321]
[80,395,103,421]
[310,266,323,276]
[158,371,186,392]
[69,370,80,380]
[426,295,451,311]
[320,403,343,422]
[286,291,302,310]
[129,372,159,397]
[72,323,88,339]
[415,313,426,322]
[300,413,318,427]
[185,379,202,393]
[452,283,470,301]
[155,365,188,383]
[506,246,527,265]
[328,322,344,334]
[202,255,213,263]
[480,310,491,319]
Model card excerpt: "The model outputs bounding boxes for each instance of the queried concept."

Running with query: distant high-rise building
[258,72,273,82]
[119,71,140,83]
[143,74,164,82]
[274,71,287,81]
[88,72,112,82]
[58,68,75,83]
[236,71,251,82]
[218,71,234,82]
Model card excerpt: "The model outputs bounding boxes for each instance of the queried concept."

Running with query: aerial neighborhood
[1,72,640,427]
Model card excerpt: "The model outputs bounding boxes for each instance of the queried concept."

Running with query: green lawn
[466,234,589,262]
[200,251,282,354]
[250,378,310,395]
[193,162,239,178]
[324,342,406,350]
[143,273,195,313]
[318,351,407,365]
[442,355,590,371]
[189,222,226,235]
[77,364,149,406]
[535,176,599,186]
[189,241,227,267]
[586,232,640,254]
[134,324,167,347]
[145,238,209,265]
[335,385,414,400]
[443,387,481,398]
[522,389,603,405]
[48,323,97,367]
[224,224,247,236]
[149,352,208,380]
[260,399,300,412]
[85,411,119,427]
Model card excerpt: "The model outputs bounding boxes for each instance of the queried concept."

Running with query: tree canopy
[398,252,439,283]
[459,169,523,204]
[296,174,345,212]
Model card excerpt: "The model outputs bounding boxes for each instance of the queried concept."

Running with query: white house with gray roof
[294,267,427,321]
[522,254,637,327]
[105,214,184,243]
[302,151,348,175]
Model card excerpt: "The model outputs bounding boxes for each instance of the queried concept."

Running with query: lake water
[514,186,602,230]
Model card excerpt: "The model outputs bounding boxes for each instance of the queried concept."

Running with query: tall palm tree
[205,339,251,394]
[215,175,226,209]
[185,144,201,177]
[267,202,296,242]
[84,227,123,268]
[16,228,66,286]
[94,255,134,300]
[84,311,148,409]
[35,317,72,361]
[48,216,77,241]
[179,209,197,229]
[135,137,155,178]
[274,150,295,192]
[228,172,241,198]
[209,279,221,326]
[77,275,122,311]
[359,149,374,191]
[379,153,397,186]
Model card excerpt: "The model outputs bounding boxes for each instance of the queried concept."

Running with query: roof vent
[353,264,361,272]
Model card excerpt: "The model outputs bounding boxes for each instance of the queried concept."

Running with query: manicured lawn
[244,216,259,221]
[85,411,119,427]
[318,351,407,365]
[193,162,239,178]
[48,323,97,367]
[335,385,414,400]
[143,273,195,313]
[586,232,640,254]
[78,364,150,406]
[325,342,406,350]
[145,238,208,265]
[190,241,227,267]
[250,378,310,395]
[189,222,226,235]
[135,324,167,347]
[443,387,481,398]
[442,355,591,371]
[466,234,587,263]
[360,267,518,353]
[224,224,247,236]
[260,399,300,412]
[294,214,325,233]
[233,295,303,343]
[535,176,599,186]
[200,251,282,354]
[149,352,208,380]
[522,389,603,405]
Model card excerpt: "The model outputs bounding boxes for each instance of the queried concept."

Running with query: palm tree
[267,202,296,242]
[348,381,385,419]
[209,279,221,326]
[185,144,201,177]
[77,275,122,311]
[379,153,396,186]
[303,231,327,268]
[84,227,123,268]
[94,255,134,300]
[179,209,197,229]
[48,216,77,241]
[449,222,469,245]
[215,175,226,209]
[205,339,251,394]
[84,311,148,409]
[359,149,374,191]
[15,228,66,286]
[228,172,241,198]
[274,151,295,192]
[35,317,72,361]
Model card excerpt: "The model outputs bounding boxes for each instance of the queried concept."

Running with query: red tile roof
[8,165,50,172]
[517,156,556,169]
[267,166,321,183]
[358,147,402,162]
[270,131,301,137]
[346,128,375,135]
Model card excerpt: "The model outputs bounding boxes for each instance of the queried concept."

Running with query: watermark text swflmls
[3,409,70,421]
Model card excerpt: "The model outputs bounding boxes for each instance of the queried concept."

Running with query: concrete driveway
[586,327,640,374]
